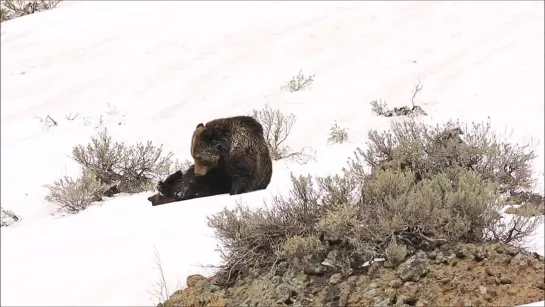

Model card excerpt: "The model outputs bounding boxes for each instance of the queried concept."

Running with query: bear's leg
[228,162,254,195]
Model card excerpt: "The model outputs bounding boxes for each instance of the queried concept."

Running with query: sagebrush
[72,128,176,194]
[1,0,61,22]
[44,169,105,214]
[1,207,21,227]
[328,121,348,144]
[208,117,541,286]
[45,128,179,213]
[281,69,315,92]
[251,103,305,161]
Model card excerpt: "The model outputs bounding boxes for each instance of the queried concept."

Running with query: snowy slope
[1,1,544,306]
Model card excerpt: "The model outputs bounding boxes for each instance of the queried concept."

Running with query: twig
[65,112,79,121]
[411,79,423,108]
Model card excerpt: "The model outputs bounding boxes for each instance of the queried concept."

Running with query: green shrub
[44,169,105,214]
[72,128,176,193]
[208,118,541,285]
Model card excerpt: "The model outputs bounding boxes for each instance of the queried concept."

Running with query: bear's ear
[196,123,204,129]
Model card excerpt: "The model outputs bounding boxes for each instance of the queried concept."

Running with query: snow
[1,1,544,306]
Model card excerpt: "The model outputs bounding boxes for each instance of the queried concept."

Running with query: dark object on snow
[148,165,232,206]
[383,105,427,117]
[103,184,119,197]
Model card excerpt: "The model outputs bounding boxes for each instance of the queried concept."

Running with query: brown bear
[148,165,232,206]
[190,115,273,195]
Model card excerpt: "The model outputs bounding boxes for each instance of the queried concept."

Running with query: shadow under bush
[207,118,541,286]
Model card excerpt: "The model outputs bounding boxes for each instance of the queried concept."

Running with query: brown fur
[190,115,272,195]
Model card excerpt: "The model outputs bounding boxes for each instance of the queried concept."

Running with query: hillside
[1,1,544,306]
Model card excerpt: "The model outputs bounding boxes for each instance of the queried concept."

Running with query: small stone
[376,299,390,307]
[397,251,429,282]
[400,281,419,298]
[329,273,343,285]
[494,244,506,254]
[473,249,487,262]
[368,282,378,289]
[276,284,296,301]
[435,252,448,264]
[368,261,383,275]
[499,277,514,285]
[488,288,498,298]
[363,288,378,299]
[455,245,468,258]
[478,286,487,295]
[507,287,518,295]
[532,252,545,262]
[304,264,328,276]
[485,268,498,277]
[415,299,429,307]
[347,276,359,284]
[512,253,529,266]
[505,246,518,257]
[389,279,403,289]
[186,274,207,288]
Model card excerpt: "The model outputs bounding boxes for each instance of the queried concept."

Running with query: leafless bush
[370,99,389,116]
[1,0,61,23]
[281,69,315,92]
[44,169,105,214]
[34,114,58,130]
[148,246,180,306]
[251,103,308,161]
[208,118,541,286]
[1,206,21,227]
[370,80,427,117]
[328,121,349,144]
[71,128,177,194]
[64,111,78,121]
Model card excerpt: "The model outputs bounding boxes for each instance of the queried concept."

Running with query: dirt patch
[160,243,545,307]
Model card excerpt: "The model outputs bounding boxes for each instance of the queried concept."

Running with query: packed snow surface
[1,1,544,306]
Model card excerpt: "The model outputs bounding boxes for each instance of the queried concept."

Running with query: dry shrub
[1,0,61,22]
[72,128,176,193]
[281,69,315,92]
[208,117,541,286]
[327,121,349,144]
[1,207,21,227]
[251,103,304,161]
[360,118,536,194]
[45,129,179,213]
[44,169,105,214]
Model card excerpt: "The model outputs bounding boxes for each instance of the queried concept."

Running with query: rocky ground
[161,243,545,307]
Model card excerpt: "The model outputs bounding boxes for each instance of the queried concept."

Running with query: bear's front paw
[230,186,249,195]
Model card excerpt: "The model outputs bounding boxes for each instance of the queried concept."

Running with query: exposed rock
[329,273,342,285]
[161,243,544,307]
[397,251,429,282]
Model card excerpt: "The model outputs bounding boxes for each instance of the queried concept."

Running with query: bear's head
[156,170,184,198]
[191,123,229,176]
